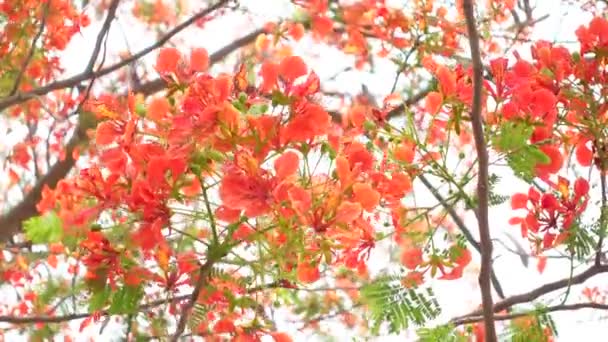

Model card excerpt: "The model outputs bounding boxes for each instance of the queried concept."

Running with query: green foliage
[109,285,144,314]
[360,275,441,335]
[23,212,63,244]
[468,174,509,209]
[189,302,209,332]
[417,324,466,342]
[501,308,558,342]
[488,174,509,206]
[88,286,111,312]
[491,122,550,181]
[566,222,596,261]
[88,284,144,314]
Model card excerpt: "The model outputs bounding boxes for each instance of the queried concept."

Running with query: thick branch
[0,0,231,111]
[458,264,608,319]
[0,122,89,242]
[596,171,607,265]
[170,259,218,341]
[462,0,496,340]
[452,302,608,326]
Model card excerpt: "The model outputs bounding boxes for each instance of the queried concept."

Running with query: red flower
[219,167,272,218]
[511,193,528,209]
[425,91,443,114]
[575,141,593,167]
[509,177,589,248]
[282,101,330,143]
[274,150,300,179]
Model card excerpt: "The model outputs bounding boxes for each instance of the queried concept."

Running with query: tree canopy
[1,0,608,341]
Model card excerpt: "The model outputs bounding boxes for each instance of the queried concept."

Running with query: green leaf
[502,307,558,342]
[248,103,269,115]
[23,212,63,244]
[491,121,550,181]
[360,275,441,335]
[491,121,533,151]
[109,285,144,314]
[271,90,292,106]
[417,324,466,342]
[89,286,111,312]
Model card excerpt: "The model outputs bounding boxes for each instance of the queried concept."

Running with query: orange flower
[297,262,320,283]
[274,150,300,179]
[401,248,423,270]
[271,332,293,342]
[260,61,279,93]
[147,97,170,123]
[95,121,120,145]
[219,168,271,217]
[435,65,456,96]
[394,139,416,163]
[352,182,380,211]
[155,48,181,74]
[536,145,563,177]
[335,201,362,224]
[312,16,334,37]
[279,56,308,83]
[282,101,329,143]
[575,141,593,167]
[190,47,209,72]
[288,22,305,41]
[425,91,443,114]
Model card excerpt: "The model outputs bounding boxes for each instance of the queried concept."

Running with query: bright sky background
[3,0,608,341]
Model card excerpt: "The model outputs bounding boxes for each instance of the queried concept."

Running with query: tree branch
[596,171,607,265]
[0,0,231,111]
[84,0,121,73]
[0,280,349,326]
[457,264,608,319]
[170,258,218,341]
[462,0,496,340]
[0,293,190,324]
[131,28,264,96]
[452,302,608,326]
[418,174,505,299]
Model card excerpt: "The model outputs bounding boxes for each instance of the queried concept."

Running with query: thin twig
[171,183,222,341]
[85,0,120,73]
[461,0,496,340]
[0,0,231,111]
[418,174,505,299]
[9,1,51,96]
[0,294,190,324]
